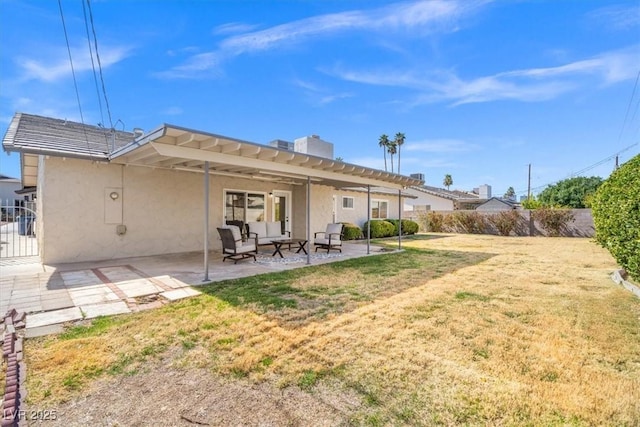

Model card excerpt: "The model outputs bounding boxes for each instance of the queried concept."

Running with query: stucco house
[403,185,483,211]
[475,197,519,212]
[0,174,22,206]
[2,113,422,265]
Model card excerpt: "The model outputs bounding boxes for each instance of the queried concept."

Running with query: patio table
[271,238,308,258]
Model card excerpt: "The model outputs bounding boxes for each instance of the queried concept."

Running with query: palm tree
[394,132,405,174]
[387,141,398,173]
[378,134,390,171]
[443,174,453,190]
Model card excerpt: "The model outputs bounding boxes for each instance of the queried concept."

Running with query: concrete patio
[0,242,390,336]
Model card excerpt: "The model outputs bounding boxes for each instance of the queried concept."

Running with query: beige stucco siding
[41,158,294,263]
[40,158,406,264]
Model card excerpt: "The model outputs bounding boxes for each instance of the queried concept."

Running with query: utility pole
[527,163,531,200]
[615,155,619,170]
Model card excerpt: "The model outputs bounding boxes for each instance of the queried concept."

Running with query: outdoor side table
[271,239,308,258]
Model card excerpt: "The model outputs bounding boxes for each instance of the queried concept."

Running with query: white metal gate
[0,201,38,258]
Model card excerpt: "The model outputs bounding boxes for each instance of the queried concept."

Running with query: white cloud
[292,78,354,106]
[587,5,640,31]
[160,0,490,78]
[329,45,640,106]
[213,22,260,36]
[16,45,131,82]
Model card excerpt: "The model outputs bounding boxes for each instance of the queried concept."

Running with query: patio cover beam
[151,142,408,190]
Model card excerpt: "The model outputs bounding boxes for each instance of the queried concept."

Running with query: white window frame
[342,196,354,210]
[371,199,389,219]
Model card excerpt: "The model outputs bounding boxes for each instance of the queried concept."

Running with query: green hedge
[362,219,418,238]
[362,220,395,238]
[386,219,419,235]
[591,154,640,281]
[340,222,364,240]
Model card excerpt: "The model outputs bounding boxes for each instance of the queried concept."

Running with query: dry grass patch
[24,235,640,425]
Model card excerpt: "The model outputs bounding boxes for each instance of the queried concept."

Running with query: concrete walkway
[0,242,388,336]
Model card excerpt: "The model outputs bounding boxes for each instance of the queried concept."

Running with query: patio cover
[110,124,423,279]
[110,124,422,190]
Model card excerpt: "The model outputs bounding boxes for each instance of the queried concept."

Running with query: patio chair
[314,223,343,253]
[217,226,257,264]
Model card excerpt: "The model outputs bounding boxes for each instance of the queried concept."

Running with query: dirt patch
[29,366,359,426]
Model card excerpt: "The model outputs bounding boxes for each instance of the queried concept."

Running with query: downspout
[204,161,210,281]
[306,176,311,265]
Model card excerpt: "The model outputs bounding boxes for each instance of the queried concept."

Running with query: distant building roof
[2,112,135,160]
[410,185,480,201]
[476,197,519,211]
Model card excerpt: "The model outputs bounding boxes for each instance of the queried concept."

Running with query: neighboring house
[2,113,422,264]
[0,174,21,205]
[475,197,519,212]
[404,185,482,211]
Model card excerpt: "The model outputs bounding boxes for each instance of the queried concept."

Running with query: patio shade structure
[110,124,423,279]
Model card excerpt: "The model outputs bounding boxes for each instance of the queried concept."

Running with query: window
[371,200,388,219]
[342,196,354,209]
[225,191,265,223]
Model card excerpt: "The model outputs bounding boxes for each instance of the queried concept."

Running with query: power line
[86,0,114,130]
[617,69,640,146]
[82,0,105,128]
[515,143,638,196]
[57,0,93,160]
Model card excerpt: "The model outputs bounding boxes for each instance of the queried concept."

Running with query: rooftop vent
[133,128,144,138]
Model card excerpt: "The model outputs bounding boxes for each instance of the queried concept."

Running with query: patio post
[367,185,371,254]
[204,161,210,281]
[307,175,311,265]
[398,189,402,250]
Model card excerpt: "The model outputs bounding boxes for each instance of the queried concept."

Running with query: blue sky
[1,0,638,197]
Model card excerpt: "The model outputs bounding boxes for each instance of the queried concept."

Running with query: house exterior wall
[403,188,455,211]
[40,157,295,263]
[476,199,514,211]
[0,179,21,205]
[39,157,407,263]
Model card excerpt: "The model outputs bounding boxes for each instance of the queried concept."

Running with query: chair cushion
[248,221,267,238]
[314,237,342,246]
[326,223,343,235]
[236,242,256,253]
[266,221,282,238]
[222,225,243,248]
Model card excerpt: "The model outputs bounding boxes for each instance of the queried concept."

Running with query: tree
[335,156,344,162]
[394,132,405,174]
[387,141,397,173]
[443,174,453,190]
[591,155,640,280]
[504,186,516,200]
[378,134,390,171]
[538,176,604,208]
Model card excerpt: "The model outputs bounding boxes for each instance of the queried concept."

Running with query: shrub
[421,211,446,232]
[532,207,574,237]
[591,154,640,281]
[340,222,363,240]
[488,210,522,236]
[401,219,419,235]
[386,219,420,235]
[363,220,395,238]
[450,211,487,234]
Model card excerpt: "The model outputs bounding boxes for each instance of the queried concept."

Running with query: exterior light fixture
[109,191,119,200]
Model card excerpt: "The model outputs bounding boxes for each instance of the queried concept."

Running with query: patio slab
[81,301,131,318]
[161,287,202,301]
[26,307,83,329]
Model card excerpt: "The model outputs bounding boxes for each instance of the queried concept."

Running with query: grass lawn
[22,234,640,425]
